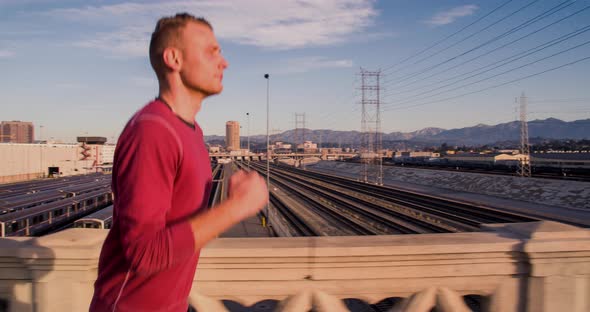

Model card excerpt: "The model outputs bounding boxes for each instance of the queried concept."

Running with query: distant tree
[530,138,590,152]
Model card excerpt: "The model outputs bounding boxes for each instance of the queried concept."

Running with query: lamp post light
[264,73,270,227]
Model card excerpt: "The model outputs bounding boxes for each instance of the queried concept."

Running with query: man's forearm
[189,170,268,250]
[188,198,246,250]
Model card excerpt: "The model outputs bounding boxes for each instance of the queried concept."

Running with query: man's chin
[191,85,223,97]
[208,85,223,96]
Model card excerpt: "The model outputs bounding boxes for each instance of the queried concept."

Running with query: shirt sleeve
[113,117,196,276]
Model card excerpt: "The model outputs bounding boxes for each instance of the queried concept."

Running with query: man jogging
[90,13,268,312]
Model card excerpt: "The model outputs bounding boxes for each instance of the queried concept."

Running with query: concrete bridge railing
[0,221,588,311]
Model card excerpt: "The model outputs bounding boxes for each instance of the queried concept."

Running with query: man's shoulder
[119,100,178,140]
[129,100,176,128]
[136,99,169,119]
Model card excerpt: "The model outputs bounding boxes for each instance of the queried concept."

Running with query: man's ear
[162,47,182,72]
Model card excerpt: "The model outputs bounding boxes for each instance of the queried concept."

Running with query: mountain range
[204,118,590,147]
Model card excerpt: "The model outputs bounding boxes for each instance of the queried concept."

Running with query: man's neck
[158,86,204,124]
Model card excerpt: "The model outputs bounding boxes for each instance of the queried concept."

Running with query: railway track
[242,162,447,235]
[269,172,377,235]
[268,167,449,234]
[208,164,224,208]
[241,161,547,236]
[276,164,543,225]
[269,190,319,236]
[235,162,321,236]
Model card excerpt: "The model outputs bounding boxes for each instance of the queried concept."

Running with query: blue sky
[1,0,589,142]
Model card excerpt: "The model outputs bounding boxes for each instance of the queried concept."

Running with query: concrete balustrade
[0,221,587,311]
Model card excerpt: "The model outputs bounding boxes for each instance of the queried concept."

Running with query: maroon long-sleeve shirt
[91,99,212,312]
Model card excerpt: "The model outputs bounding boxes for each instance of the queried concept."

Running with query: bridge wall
[0,221,587,311]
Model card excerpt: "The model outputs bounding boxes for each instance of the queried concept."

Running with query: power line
[382,0,515,73]
[383,24,590,104]
[315,72,392,130]
[382,55,590,112]
[384,0,541,78]
[382,5,590,98]
[385,39,590,108]
[382,0,546,83]
[383,0,574,87]
[528,98,590,103]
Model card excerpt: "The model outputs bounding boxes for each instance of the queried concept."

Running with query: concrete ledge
[0,222,587,311]
[482,221,590,240]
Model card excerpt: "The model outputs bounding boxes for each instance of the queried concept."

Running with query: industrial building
[272,142,292,150]
[297,140,318,153]
[207,144,222,153]
[270,142,293,154]
[0,137,115,184]
[0,121,34,143]
[443,152,526,165]
[225,121,240,151]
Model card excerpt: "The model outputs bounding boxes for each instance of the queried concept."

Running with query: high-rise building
[1,121,34,143]
[225,121,240,151]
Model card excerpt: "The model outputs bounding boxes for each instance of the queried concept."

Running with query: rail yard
[1,161,587,238]
[0,173,112,236]
[238,161,589,236]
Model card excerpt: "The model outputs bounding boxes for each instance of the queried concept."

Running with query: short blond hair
[149,13,212,78]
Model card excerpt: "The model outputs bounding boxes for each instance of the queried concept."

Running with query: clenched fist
[227,170,269,220]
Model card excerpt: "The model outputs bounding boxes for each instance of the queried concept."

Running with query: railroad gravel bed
[308,161,590,210]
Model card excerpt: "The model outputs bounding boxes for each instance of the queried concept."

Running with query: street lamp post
[246,112,250,169]
[85,131,90,174]
[264,73,270,226]
[39,125,44,178]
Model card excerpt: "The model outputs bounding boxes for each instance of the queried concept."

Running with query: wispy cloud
[277,56,353,74]
[43,0,378,56]
[425,5,478,26]
[0,50,15,58]
[73,26,150,57]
